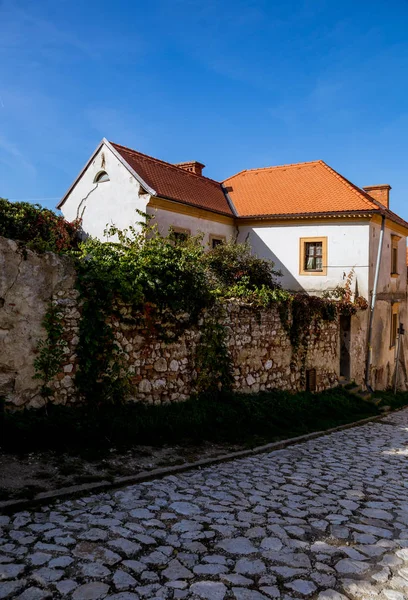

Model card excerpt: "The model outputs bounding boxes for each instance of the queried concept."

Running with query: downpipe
[365,214,385,392]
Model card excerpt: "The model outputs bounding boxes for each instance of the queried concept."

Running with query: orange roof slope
[111,142,233,216]
[223,160,381,218]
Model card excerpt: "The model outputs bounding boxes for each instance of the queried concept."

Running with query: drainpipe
[365,214,385,391]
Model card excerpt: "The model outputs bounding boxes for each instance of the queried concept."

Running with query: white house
[58,139,408,390]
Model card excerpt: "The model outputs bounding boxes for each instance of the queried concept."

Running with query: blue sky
[1,0,408,217]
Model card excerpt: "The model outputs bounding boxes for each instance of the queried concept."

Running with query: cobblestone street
[1,410,408,600]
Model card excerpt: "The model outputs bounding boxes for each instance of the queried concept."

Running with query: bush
[0,198,80,252]
[204,239,282,294]
[77,220,212,317]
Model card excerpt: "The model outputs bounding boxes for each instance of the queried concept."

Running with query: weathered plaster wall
[238,221,370,297]
[368,221,408,389]
[0,237,341,410]
[0,238,77,408]
[349,310,368,385]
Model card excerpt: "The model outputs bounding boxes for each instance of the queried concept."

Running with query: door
[340,315,351,379]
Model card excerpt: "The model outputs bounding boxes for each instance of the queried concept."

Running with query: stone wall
[0,237,340,410]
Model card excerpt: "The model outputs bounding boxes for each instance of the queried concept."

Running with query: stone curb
[0,408,400,514]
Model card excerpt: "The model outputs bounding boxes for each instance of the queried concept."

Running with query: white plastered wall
[59,143,149,240]
[238,221,370,297]
[147,205,236,246]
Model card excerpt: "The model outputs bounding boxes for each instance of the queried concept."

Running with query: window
[391,303,399,348]
[170,227,190,243]
[209,234,226,249]
[299,237,327,276]
[94,171,110,183]
[391,235,401,276]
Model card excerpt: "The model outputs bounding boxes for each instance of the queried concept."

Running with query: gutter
[365,214,385,391]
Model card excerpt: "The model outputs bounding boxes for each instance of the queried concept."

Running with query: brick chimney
[363,184,391,209]
[175,161,205,176]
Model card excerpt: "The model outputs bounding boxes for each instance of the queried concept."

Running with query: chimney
[175,161,205,176]
[363,184,391,209]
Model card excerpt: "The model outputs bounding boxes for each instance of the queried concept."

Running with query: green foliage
[195,314,233,393]
[73,217,216,405]
[3,387,399,454]
[220,275,291,306]
[322,269,368,315]
[77,219,212,317]
[26,214,367,407]
[71,221,289,405]
[0,197,80,252]
[33,302,68,399]
[204,238,282,294]
[287,293,337,351]
[74,288,130,407]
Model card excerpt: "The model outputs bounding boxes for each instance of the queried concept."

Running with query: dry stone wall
[0,237,340,410]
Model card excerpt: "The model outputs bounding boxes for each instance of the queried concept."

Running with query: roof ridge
[109,141,222,189]
[318,161,380,211]
[223,160,322,183]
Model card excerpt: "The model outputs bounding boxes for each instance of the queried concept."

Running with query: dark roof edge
[221,184,239,217]
[152,195,235,218]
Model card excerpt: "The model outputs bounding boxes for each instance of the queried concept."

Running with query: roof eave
[154,194,234,218]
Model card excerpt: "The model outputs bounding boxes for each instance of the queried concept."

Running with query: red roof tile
[110,142,233,216]
[223,160,383,217]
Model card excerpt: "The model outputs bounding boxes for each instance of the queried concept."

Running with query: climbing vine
[288,294,337,351]
[74,289,130,407]
[71,218,285,404]
[30,216,369,405]
[34,302,68,400]
[195,312,234,394]
[322,269,369,315]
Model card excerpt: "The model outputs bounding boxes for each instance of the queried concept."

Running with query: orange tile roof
[222,160,383,217]
[110,142,233,216]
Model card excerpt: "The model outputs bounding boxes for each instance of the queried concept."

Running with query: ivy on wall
[195,312,233,394]
[34,302,68,400]
[29,214,368,404]
[70,218,286,405]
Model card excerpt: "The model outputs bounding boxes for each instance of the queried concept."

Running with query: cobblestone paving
[2,410,408,600]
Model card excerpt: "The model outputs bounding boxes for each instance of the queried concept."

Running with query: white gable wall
[60,143,149,240]
[238,221,370,297]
